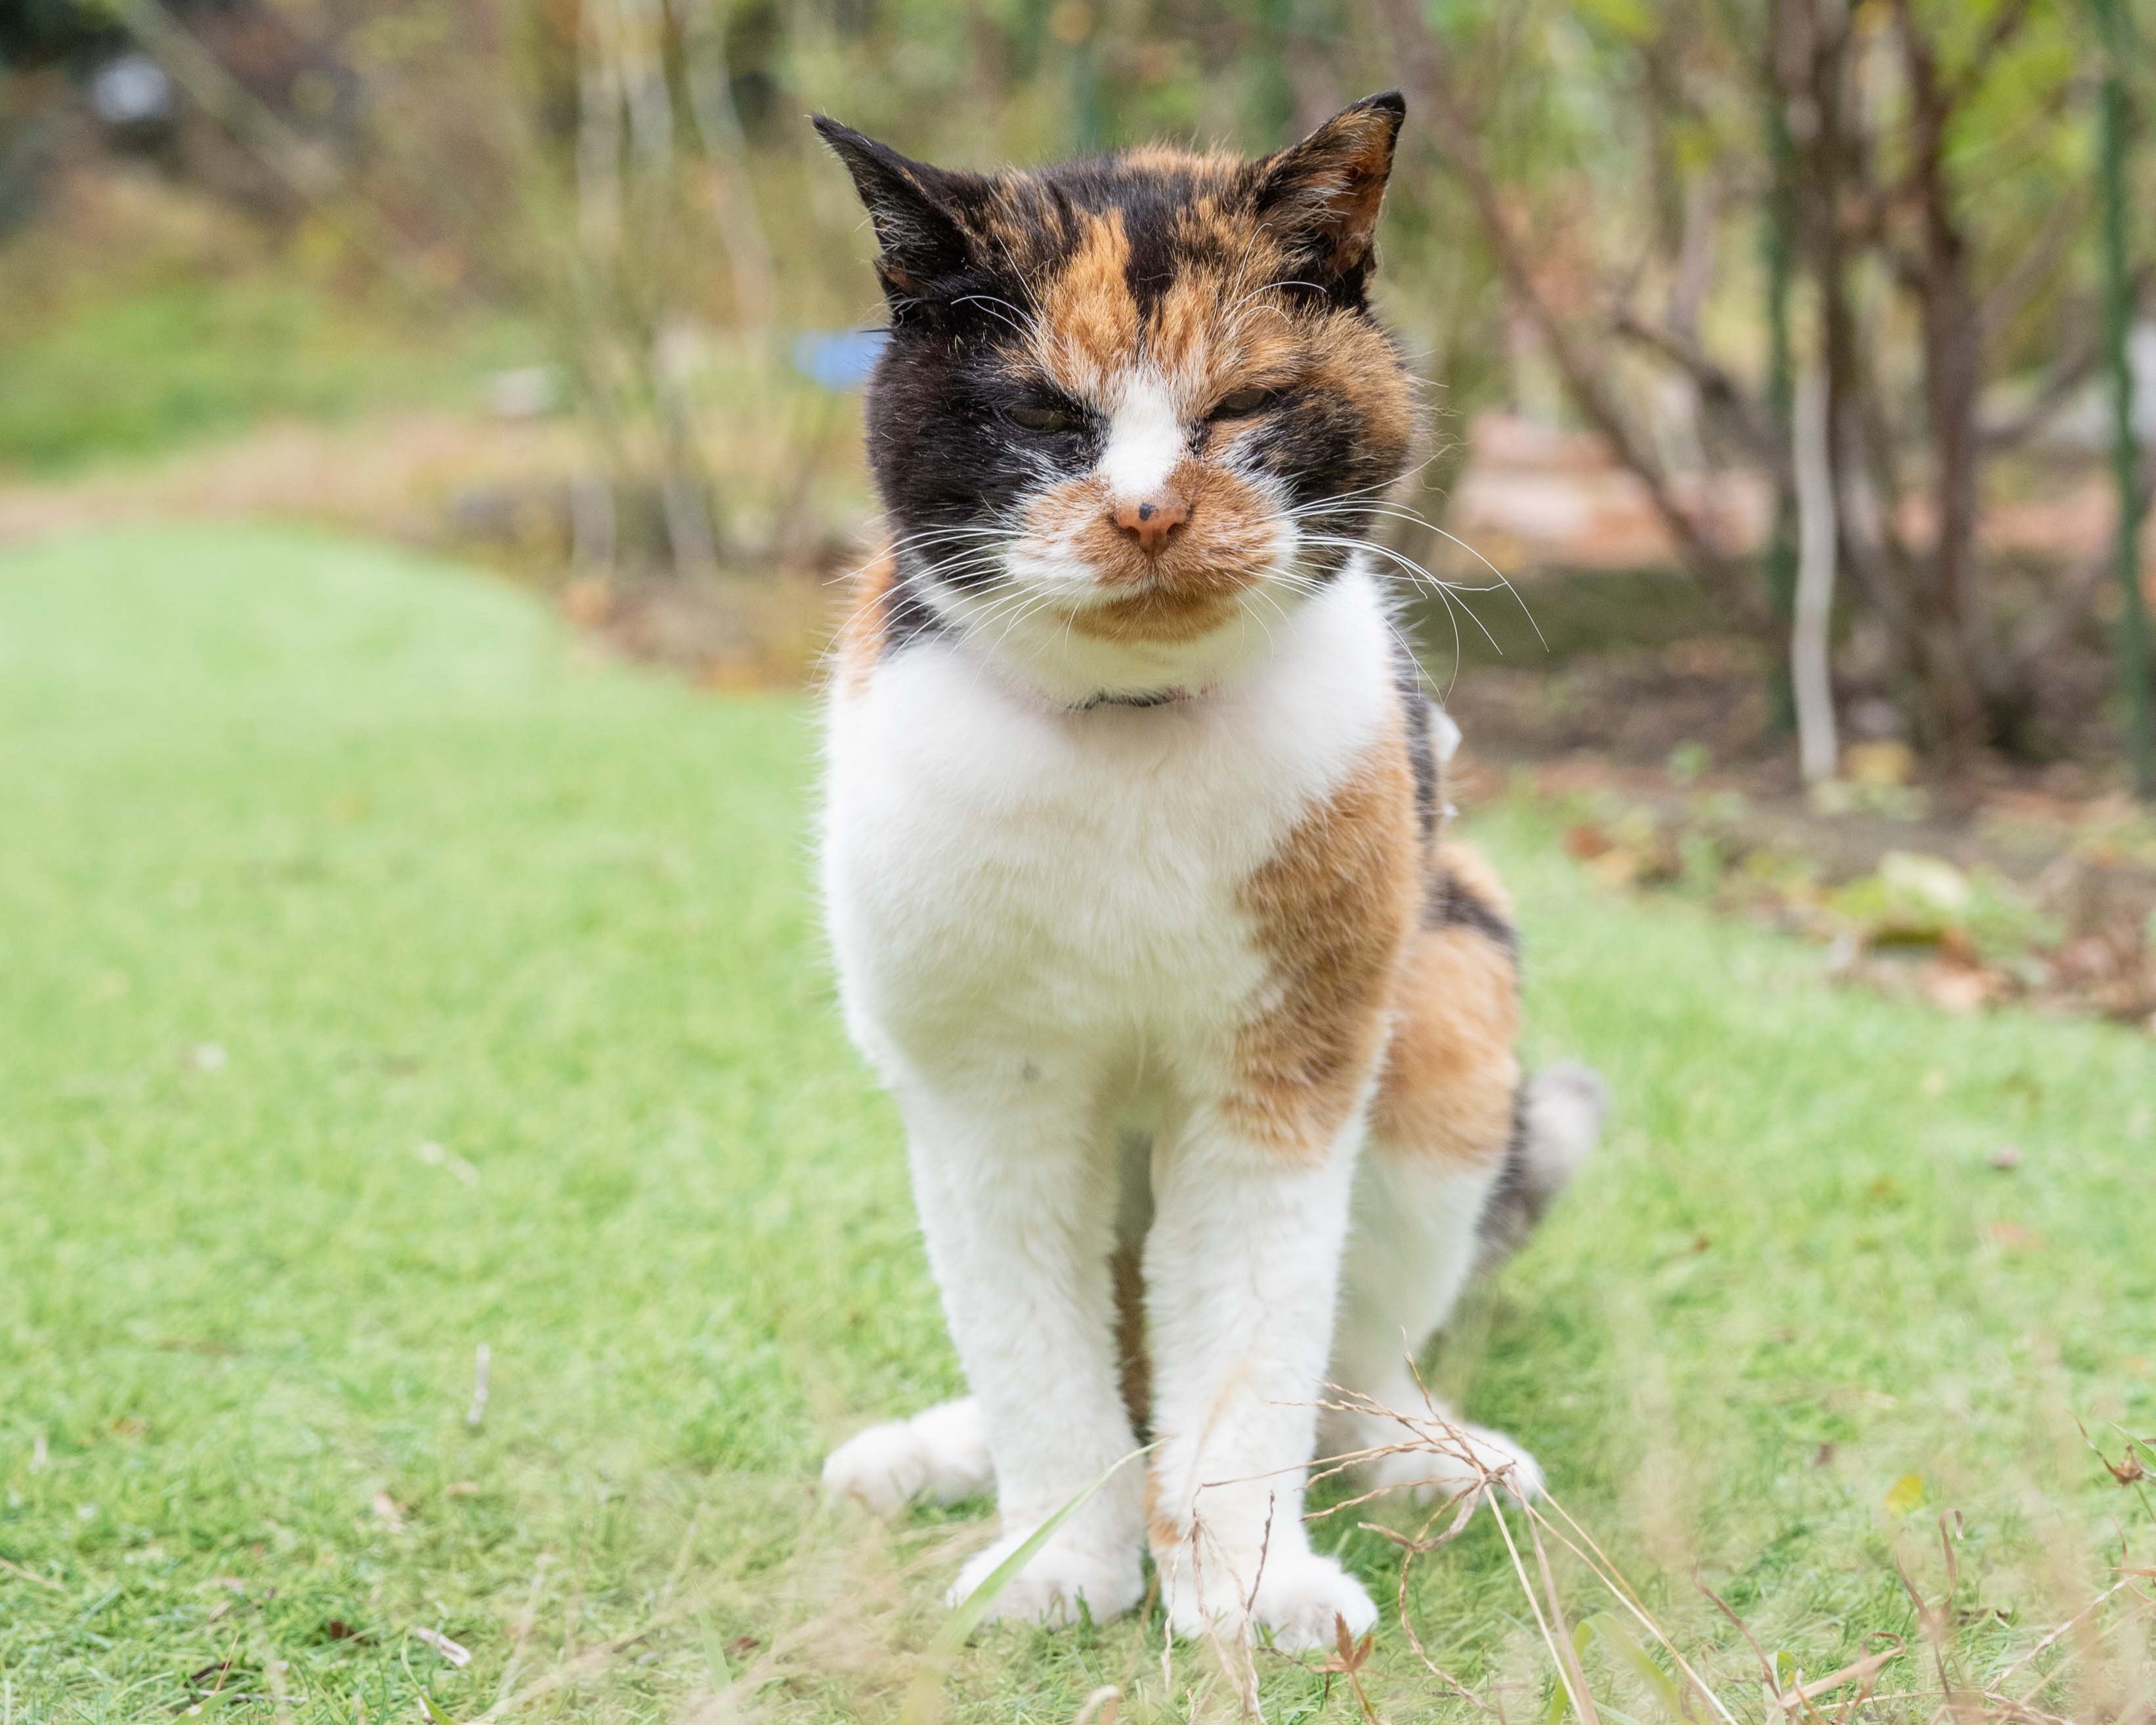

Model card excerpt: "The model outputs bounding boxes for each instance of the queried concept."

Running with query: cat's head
[817,95,1417,703]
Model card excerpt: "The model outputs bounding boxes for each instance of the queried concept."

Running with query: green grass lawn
[3,524,2153,1724]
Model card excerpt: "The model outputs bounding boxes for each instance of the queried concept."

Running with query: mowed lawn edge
[1,522,2151,1723]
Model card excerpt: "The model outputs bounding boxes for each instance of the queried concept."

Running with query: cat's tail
[1475,1062,1607,1274]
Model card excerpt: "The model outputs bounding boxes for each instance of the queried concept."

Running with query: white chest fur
[822,570,1399,1097]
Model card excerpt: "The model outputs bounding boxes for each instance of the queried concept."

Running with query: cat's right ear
[813,117,983,310]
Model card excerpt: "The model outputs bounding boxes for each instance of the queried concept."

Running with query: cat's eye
[1008,402,1078,435]
[1211,387,1278,418]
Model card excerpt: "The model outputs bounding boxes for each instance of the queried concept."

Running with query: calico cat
[814,93,1605,1650]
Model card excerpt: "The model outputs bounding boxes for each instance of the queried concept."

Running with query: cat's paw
[1359,1420,1543,1506]
[948,1529,1144,1627]
[823,1398,993,1516]
[1161,1545,1377,1653]
[1246,1551,1380,1651]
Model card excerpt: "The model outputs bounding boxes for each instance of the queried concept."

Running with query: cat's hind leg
[823,1396,993,1516]
[1323,850,1602,1503]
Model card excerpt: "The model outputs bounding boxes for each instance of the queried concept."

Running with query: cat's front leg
[1143,1103,1376,1651]
[897,1079,1147,1626]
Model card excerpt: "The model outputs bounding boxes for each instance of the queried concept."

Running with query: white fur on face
[1094,371,1187,506]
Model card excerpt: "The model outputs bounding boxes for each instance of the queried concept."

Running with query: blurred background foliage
[3,0,2154,782]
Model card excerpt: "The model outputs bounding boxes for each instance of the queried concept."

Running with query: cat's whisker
[1283,492,1546,650]
[1298,534,1505,657]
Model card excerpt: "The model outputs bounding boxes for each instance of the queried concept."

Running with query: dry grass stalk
[1300,1380,2155,1725]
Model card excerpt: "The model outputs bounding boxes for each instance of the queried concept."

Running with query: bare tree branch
[1980,333,2105,452]
[1607,309,1773,459]
[1373,0,1762,625]
[1939,0,2039,117]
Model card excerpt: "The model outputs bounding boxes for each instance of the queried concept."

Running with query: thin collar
[1068,685,1200,712]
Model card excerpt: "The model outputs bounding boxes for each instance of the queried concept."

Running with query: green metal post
[2093,0,2154,798]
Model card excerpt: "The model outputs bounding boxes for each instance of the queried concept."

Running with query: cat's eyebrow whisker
[984,232,1044,316]
[951,295,1031,339]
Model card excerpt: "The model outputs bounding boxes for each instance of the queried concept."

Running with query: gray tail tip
[1520,1061,1607,1200]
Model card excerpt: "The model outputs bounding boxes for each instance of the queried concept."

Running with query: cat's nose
[1109,490,1189,556]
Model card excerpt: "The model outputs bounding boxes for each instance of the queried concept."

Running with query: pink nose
[1110,490,1189,555]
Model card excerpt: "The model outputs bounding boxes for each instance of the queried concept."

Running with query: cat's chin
[956,584,1298,711]
[1067,584,1242,647]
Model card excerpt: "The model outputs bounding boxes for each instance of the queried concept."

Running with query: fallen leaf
[1884,1473,1926,1516]
[1922,963,1993,1015]
[1565,822,1613,860]
[1845,740,1917,787]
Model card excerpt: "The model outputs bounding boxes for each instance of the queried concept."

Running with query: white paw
[1245,1551,1379,1651]
[1158,1541,1378,1653]
[1361,1420,1543,1506]
[823,1398,994,1516]
[948,1529,1145,1627]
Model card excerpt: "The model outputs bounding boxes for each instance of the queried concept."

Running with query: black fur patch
[1424,866,1519,956]
[879,566,953,654]
[1476,1088,1536,1260]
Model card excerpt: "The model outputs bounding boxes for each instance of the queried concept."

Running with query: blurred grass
[1,524,2153,1721]
[0,272,531,476]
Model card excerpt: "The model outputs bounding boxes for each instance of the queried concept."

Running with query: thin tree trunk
[1794,366,1840,784]
[1790,0,1916,706]
[1894,0,1991,755]
[1763,0,1800,730]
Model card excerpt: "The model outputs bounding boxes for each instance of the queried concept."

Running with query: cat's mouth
[1007,469,1290,645]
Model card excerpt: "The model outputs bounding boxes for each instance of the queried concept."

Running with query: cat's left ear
[813,116,989,315]
[1252,92,1405,296]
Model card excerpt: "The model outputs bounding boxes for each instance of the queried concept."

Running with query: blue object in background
[793,329,889,392]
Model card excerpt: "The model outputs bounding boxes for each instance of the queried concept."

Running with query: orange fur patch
[835,544,897,695]
[1033,211,1139,396]
[1370,845,1521,1170]
[1229,729,1420,1159]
